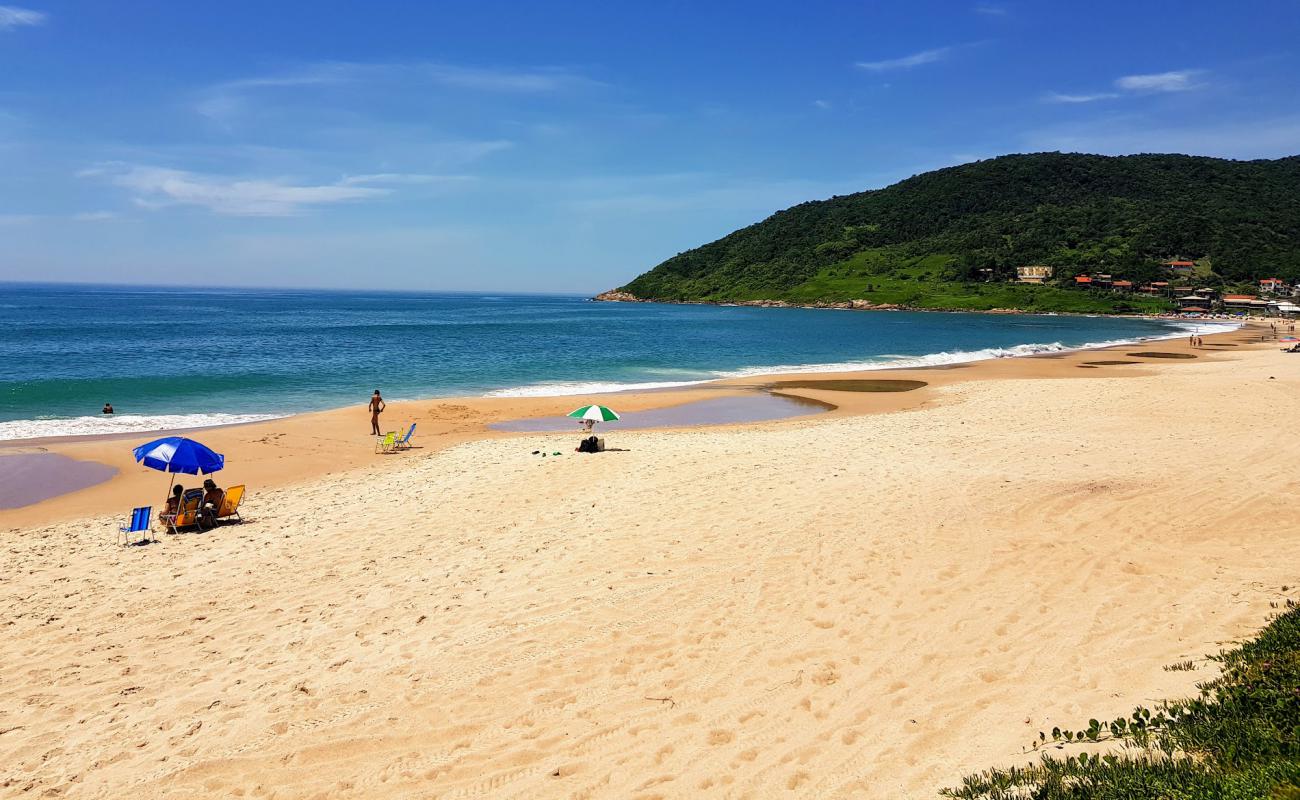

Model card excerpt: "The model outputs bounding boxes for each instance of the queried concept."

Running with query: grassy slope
[616,153,1300,314]
[945,602,1300,799]
[715,249,1171,313]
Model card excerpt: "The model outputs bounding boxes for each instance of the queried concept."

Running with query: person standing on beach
[368,389,386,436]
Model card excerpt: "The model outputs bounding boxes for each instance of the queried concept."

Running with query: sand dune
[2,341,1298,798]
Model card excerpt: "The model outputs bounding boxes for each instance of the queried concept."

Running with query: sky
[1,1,1298,293]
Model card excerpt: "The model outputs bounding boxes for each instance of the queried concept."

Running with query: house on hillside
[1074,275,1092,288]
[1260,278,1287,294]
[1093,274,1113,289]
[1222,294,1270,315]
[1015,265,1053,284]
[1112,280,1133,292]
[1177,295,1208,312]
[1267,300,1300,317]
[1167,260,1196,276]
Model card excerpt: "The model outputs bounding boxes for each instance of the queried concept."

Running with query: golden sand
[2,326,1298,798]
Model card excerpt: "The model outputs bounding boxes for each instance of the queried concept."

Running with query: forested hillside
[615,153,1300,311]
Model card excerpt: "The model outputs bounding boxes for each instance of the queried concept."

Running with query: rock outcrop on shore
[593,290,642,303]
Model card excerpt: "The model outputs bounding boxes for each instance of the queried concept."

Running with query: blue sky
[1,1,1298,292]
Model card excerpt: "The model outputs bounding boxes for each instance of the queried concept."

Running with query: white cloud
[856,46,952,72]
[423,64,601,92]
[84,164,392,216]
[202,61,598,109]
[338,173,475,186]
[1114,69,1205,93]
[0,5,45,30]
[72,211,116,221]
[194,62,599,127]
[812,99,832,110]
[1043,68,1206,106]
[973,3,1008,15]
[1043,91,1120,104]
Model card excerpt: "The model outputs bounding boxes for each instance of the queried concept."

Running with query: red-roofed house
[1074,275,1093,286]
[1222,294,1270,314]
[1167,260,1196,276]
[1260,278,1286,294]
[1112,280,1133,291]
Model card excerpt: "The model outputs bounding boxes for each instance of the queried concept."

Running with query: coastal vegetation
[615,153,1300,313]
[945,600,1300,799]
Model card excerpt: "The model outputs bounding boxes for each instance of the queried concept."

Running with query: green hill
[613,152,1300,313]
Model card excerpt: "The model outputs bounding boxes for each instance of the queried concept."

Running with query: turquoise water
[0,283,1212,440]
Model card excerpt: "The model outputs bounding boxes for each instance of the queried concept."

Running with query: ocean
[0,283,1223,441]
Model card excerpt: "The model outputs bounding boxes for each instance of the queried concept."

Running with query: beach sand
[2,325,1298,797]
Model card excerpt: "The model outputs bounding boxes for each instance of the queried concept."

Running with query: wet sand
[0,452,117,510]
[768,378,929,393]
[1127,351,1198,359]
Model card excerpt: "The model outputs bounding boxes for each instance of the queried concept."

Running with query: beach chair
[394,423,416,451]
[160,490,204,534]
[213,484,245,524]
[117,505,152,545]
[375,431,397,453]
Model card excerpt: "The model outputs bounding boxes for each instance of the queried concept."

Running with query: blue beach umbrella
[132,436,225,499]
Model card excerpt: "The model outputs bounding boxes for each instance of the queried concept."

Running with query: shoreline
[0,313,1233,443]
[0,320,1259,528]
[591,289,1250,319]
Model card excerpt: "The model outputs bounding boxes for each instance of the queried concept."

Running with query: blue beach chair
[117,505,152,546]
[394,423,416,451]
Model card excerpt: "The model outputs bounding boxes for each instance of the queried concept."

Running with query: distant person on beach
[102,403,113,414]
[368,389,386,435]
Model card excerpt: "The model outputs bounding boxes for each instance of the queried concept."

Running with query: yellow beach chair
[375,431,397,453]
[160,490,204,534]
[213,484,245,524]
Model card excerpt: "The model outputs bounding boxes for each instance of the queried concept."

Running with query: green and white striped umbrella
[567,405,620,422]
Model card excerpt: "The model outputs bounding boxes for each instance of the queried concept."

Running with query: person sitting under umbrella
[163,484,184,515]
[200,478,224,525]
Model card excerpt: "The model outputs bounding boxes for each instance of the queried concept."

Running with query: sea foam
[484,321,1240,398]
[0,412,284,442]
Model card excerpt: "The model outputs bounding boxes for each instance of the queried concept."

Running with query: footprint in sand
[707,729,735,745]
